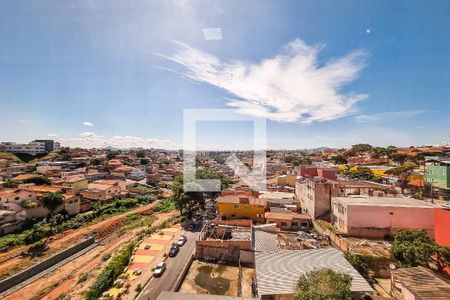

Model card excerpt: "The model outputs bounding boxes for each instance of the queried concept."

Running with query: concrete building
[295,178,392,220]
[1,141,46,155]
[264,212,311,231]
[331,196,435,238]
[260,191,299,212]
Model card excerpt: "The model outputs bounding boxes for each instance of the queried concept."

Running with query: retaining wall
[0,236,95,293]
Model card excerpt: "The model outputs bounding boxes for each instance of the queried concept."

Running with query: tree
[106,151,119,160]
[391,153,409,164]
[344,166,375,181]
[331,154,348,165]
[284,156,312,166]
[41,191,64,218]
[92,159,101,166]
[391,229,450,272]
[385,164,415,194]
[140,158,149,165]
[171,176,205,218]
[24,176,51,186]
[293,268,352,300]
[349,144,373,156]
[136,149,146,158]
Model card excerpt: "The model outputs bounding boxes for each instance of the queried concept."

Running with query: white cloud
[202,27,222,40]
[160,39,368,123]
[354,110,423,123]
[59,134,180,150]
[83,121,94,127]
[47,133,59,138]
[19,119,34,124]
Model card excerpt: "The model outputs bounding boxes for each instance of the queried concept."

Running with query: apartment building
[295,177,392,220]
[331,196,435,238]
[80,179,126,201]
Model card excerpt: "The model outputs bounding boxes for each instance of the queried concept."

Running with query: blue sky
[1,0,449,149]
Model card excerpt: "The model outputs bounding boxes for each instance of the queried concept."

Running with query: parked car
[168,243,179,257]
[154,262,166,277]
[177,236,187,247]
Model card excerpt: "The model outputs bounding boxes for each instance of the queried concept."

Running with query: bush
[155,198,176,213]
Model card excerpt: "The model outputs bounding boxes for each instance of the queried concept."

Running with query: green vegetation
[0,196,156,252]
[391,229,450,272]
[385,163,416,193]
[345,253,369,278]
[3,180,21,188]
[85,242,135,300]
[126,183,159,195]
[343,166,375,181]
[155,198,176,213]
[171,175,205,218]
[284,155,312,166]
[293,268,352,300]
[21,199,39,209]
[23,176,52,186]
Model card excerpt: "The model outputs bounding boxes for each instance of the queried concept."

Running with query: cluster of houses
[188,162,450,299]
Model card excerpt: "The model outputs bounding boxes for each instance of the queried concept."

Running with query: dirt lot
[1,202,179,300]
[179,261,254,298]
[0,202,158,280]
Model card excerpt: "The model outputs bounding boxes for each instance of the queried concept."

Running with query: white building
[1,141,46,155]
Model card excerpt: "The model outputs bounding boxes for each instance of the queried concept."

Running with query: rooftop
[393,266,450,299]
[255,248,372,295]
[265,212,311,221]
[334,196,436,208]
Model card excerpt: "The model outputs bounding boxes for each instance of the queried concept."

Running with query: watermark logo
[183,109,266,192]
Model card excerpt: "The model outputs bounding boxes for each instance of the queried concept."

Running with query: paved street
[137,229,200,300]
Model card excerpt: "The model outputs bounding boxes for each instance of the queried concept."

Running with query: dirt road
[3,209,179,300]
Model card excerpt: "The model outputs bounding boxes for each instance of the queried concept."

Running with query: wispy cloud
[47,133,59,138]
[59,133,180,149]
[83,121,94,127]
[19,119,34,124]
[354,110,423,123]
[160,39,368,123]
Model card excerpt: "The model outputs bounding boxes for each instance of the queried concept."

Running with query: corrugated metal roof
[255,248,373,296]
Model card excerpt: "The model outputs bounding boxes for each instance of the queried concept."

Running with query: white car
[177,236,187,246]
[154,262,166,277]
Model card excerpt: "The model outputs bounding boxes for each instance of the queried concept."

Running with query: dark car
[168,244,179,257]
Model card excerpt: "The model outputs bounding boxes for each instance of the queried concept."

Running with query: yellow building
[216,195,265,224]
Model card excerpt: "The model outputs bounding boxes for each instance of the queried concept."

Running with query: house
[80,179,126,201]
[129,169,146,181]
[331,196,435,238]
[391,266,450,300]
[255,248,372,299]
[22,185,80,217]
[264,212,311,231]
[62,174,88,192]
[259,191,299,212]
[216,193,265,224]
